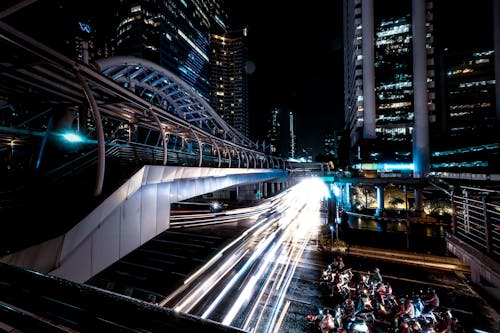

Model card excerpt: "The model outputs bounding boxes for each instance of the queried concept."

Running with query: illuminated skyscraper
[267,108,281,155]
[289,111,296,159]
[343,0,434,176]
[210,29,250,137]
[115,0,228,100]
[431,49,499,172]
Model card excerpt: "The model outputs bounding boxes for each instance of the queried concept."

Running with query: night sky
[225,1,345,155]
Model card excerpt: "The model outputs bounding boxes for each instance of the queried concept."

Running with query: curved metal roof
[95,56,255,148]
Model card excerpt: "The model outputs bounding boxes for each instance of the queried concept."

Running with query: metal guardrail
[0,262,245,333]
[452,190,500,260]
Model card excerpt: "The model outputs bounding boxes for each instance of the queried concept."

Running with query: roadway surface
[86,184,499,333]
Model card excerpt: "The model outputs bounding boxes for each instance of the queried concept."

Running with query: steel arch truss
[95,56,254,148]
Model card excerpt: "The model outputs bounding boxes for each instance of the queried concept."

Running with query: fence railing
[452,189,500,260]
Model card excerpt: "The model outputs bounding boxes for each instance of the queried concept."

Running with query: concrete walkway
[345,244,471,274]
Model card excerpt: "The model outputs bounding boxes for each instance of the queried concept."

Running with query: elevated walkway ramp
[1,166,286,283]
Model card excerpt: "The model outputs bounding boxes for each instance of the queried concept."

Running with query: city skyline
[226,0,495,158]
[3,0,497,161]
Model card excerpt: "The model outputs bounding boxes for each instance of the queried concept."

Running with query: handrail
[0,262,246,333]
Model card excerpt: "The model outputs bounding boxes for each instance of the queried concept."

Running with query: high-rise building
[115,0,228,101]
[343,0,434,176]
[324,132,335,156]
[267,108,281,155]
[210,29,250,137]
[431,49,499,172]
[289,111,296,159]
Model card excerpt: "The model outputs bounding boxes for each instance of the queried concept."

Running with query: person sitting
[357,273,370,293]
[394,297,415,327]
[318,308,335,333]
[330,256,345,272]
[344,297,356,319]
[423,289,440,313]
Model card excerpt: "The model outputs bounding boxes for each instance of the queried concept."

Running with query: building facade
[210,29,250,137]
[431,49,499,172]
[343,0,434,175]
[115,0,228,101]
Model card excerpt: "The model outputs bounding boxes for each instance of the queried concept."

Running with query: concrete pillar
[412,0,430,178]
[236,184,259,201]
[375,185,385,216]
[339,185,345,209]
[345,183,351,209]
[362,0,377,139]
[414,188,425,218]
[494,0,500,120]
[263,182,268,198]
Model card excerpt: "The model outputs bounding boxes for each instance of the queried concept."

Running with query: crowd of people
[309,256,464,333]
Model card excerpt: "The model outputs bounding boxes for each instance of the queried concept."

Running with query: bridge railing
[452,190,500,260]
[0,263,245,333]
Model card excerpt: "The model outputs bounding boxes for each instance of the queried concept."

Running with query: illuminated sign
[79,22,92,34]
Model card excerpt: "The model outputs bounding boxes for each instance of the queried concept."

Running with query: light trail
[161,178,330,332]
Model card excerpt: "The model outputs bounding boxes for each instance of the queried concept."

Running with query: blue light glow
[62,132,83,143]
[331,183,341,198]
[353,162,414,171]
[381,163,413,171]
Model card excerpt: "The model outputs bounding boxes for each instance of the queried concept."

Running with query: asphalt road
[168,223,500,333]
[87,210,499,333]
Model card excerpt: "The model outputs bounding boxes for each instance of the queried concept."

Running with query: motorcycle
[319,267,335,290]
[346,316,372,333]
[307,307,344,333]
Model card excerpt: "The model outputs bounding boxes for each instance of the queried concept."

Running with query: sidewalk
[346,244,471,274]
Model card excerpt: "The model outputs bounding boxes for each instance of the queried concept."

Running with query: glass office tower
[431,49,499,172]
[210,29,250,137]
[115,0,227,100]
[343,0,435,167]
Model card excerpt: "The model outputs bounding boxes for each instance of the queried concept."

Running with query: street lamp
[335,205,341,240]
[329,224,334,242]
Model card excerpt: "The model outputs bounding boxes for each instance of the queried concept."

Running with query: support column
[375,185,385,216]
[412,0,430,178]
[345,183,351,210]
[494,0,500,120]
[263,182,268,198]
[414,188,425,218]
[362,0,376,139]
